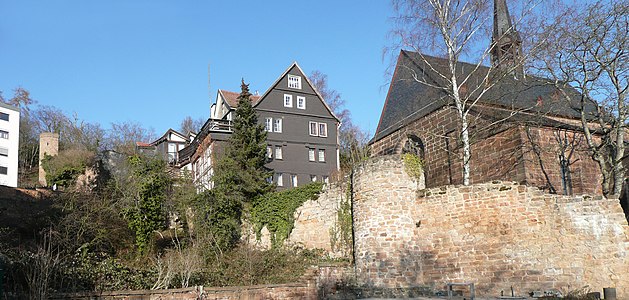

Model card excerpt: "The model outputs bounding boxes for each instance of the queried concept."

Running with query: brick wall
[369,106,603,195]
[51,283,317,300]
[353,155,629,298]
[520,126,602,195]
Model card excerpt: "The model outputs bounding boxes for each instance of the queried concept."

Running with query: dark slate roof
[371,50,595,143]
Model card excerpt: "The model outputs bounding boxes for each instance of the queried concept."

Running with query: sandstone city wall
[353,155,629,298]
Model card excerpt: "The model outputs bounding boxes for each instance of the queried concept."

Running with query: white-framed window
[310,175,317,182]
[0,113,8,121]
[265,118,273,132]
[273,118,282,133]
[309,122,318,136]
[318,149,325,162]
[319,123,328,137]
[0,147,7,157]
[284,94,293,107]
[291,174,298,187]
[323,176,329,184]
[308,121,328,137]
[277,173,284,186]
[288,75,302,89]
[266,146,273,158]
[275,146,283,160]
[308,148,315,161]
[0,130,8,139]
[297,96,306,109]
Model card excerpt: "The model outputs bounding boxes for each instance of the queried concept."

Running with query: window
[310,175,317,182]
[318,149,325,162]
[0,147,7,157]
[0,130,7,139]
[168,144,177,162]
[284,94,293,107]
[265,118,273,132]
[0,166,6,175]
[288,75,302,89]
[277,173,284,186]
[0,112,8,121]
[308,121,328,137]
[323,176,329,184]
[319,123,328,137]
[291,174,298,187]
[297,96,306,109]
[308,148,315,161]
[266,146,272,158]
[273,118,282,133]
[275,146,283,160]
[309,122,318,136]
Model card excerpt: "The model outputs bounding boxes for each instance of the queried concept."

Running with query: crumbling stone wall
[248,181,350,257]
[353,155,629,298]
[288,182,351,256]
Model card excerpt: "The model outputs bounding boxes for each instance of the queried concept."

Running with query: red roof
[220,90,261,108]
[136,142,152,147]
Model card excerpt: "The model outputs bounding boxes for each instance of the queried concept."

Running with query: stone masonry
[369,105,602,195]
[353,155,629,298]
[38,132,59,186]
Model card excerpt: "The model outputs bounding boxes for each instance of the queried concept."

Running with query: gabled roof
[372,50,595,143]
[150,128,188,146]
[218,89,261,109]
[254,62,341,123]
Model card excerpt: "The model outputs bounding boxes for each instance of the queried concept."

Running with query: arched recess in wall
[401,134,425,158]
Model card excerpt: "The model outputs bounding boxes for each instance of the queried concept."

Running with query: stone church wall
[353,155,629,298]
[370,105,603,195]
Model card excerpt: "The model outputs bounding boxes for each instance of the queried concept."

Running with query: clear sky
[0,0,395,137]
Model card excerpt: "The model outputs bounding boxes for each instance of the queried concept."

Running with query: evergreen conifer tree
[200,79,273,250]
[213,79,273,203]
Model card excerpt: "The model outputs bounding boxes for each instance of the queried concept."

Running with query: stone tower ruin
[39,132,59,186]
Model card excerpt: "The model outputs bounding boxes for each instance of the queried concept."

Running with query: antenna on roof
[207,63,211,100]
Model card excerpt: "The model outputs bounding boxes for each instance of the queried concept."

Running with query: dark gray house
[179,62,340,190]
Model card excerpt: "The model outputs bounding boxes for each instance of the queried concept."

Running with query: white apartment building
[0,102,20,187]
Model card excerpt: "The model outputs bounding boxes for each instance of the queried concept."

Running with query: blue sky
[0,0,395,137]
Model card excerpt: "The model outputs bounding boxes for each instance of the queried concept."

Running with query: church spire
[491,0,524,78]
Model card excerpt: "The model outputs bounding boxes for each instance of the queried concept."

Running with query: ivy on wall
[329,180,353,258]
[402,153,423,182]
[251,182,324,248]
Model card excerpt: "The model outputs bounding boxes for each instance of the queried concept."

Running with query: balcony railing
[207,119,233,132]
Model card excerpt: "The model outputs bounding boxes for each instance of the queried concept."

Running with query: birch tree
[533,1,628,196]
[389,0,541,184]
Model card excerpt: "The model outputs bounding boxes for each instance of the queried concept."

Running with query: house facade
[179,62,340,190]
[137,129,195,172]
[0,102,20,187]
[370,1,602,195]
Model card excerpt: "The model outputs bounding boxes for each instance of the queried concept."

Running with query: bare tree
[533,1,628,196]
[310,70,370,171]
[105,121,156,155]
[388,0,547,185]
[179,116,204,135]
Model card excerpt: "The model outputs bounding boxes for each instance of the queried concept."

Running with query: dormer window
[288,75,301,89]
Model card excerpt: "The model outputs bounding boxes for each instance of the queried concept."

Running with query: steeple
[491,0,524,78]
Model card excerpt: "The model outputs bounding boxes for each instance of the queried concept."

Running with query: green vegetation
[252,182,323,248]
[402,152,423,181]
[41,149,95,187]
[123,155,172,254]
[330,181,353,257]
